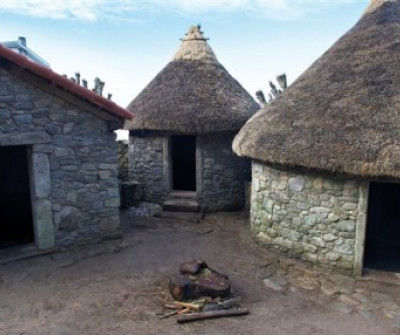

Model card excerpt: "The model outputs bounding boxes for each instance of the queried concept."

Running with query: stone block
[54,147,74,157]
[272,179,287,191]
[81,163,97,170]
[334,244,354,255]
[58,206,81,232]
[99,217,120,232]
[302,243,318,253]
[13,114,32,124]
[0,132,50,146]
[256,232,272,244]
[313,177,323,190]
[312,237,326,248]
[99,170,112,179]
[335,220,356,232]
[288,176,305,192]
[61,165,79,171]
[325,252,341,261]
[273,237,293,249]
[323,179,343,191]
[104,197,120,208]
[99,163,118,170]
[328,213,340,222]
[63,123,74,134]
[253,178,260,192]
[304,214,319,226]
[0,109,11,118]
[322,233,337,241]
[32,199,54,250]
[310,206,331,213]
[0,95,13,102]
[31,153,51,198]
[281,228,301,241]
[342,202,357,211]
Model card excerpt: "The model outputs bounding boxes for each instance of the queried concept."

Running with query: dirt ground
[0,211,399,335]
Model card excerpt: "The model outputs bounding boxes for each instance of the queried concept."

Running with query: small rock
[338,294,360,307]
[128,202,162,217]
[321,281,338,297]
[351,292,370,303]
[383,308,400,320]
[118,240,130,248]
[359,308,381,323]
[332,302,353,314]
[371,292,394,303]
[288,176,305,192]
[57,257,75,268]
[292,277,320,291]
[256,266,274,280]
[263,276,288,292]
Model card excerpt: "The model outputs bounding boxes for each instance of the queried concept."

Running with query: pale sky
[1,0,369,108]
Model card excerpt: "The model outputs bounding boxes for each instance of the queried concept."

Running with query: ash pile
[161,260,249,323]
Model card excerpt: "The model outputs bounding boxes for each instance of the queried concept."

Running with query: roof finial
[173,25,217,62]
[180,24,209,42]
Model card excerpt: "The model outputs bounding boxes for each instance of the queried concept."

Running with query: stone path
[258,251,400,330]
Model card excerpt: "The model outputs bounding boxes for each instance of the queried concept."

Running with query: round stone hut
[233,0,400,275]
[125,26,259,212]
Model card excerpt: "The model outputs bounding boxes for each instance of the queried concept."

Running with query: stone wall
[198,133,250,212]
[128,134,164,203]
[117,140,129,182]
[250,161,366,273]
[0,67,122,248]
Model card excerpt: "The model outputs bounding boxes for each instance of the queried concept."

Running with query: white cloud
[0,0,360,21]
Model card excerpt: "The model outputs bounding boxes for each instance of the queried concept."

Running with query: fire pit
[163,260,249,323]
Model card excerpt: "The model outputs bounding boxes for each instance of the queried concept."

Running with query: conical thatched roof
[125,25,259,134]
[233,0,400,179]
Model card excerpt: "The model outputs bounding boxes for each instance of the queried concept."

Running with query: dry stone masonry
[198,134,250,212]
[0,66,122,248]
[127,133,250,212]
[128,134,164,203]
[250,161,367,273]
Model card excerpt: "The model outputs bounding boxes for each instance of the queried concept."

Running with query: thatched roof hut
[125,25,259,134]
[233,0,400,179]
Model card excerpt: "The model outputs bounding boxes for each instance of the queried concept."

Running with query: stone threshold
[0,243,55,265]
[359,268,400,287]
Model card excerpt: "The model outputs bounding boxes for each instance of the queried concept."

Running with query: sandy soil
[0,211,398,335]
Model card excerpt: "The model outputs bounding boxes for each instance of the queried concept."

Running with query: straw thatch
[125,26,259,134]
[233,0,400,179]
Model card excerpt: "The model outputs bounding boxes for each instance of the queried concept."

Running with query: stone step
[168,191,197,200]
[155,211,203,223]
[163,199,200,213]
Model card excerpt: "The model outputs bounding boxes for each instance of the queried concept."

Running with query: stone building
[0,44,133,253]
[125,26,259,212]
[233,0,400,275]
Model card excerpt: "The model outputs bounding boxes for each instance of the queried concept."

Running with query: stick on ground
[176,308,249,324]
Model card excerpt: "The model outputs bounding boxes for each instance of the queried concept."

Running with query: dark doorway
[365,182,400,272]
[0,146,34,248]
[171,135,196,191]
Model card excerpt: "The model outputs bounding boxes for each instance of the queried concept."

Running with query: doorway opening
[364,181,400,272]
[171,135,196,191]
[0,146,34,249]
